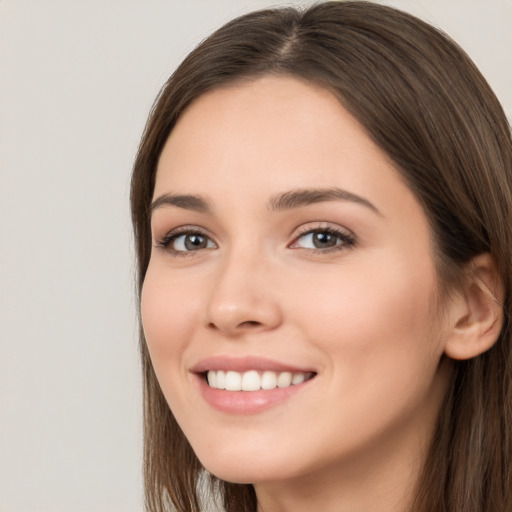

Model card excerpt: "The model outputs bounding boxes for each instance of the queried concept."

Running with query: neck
[254,436,422,512]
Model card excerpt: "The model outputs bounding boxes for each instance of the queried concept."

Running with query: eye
[173,233,215,251]
[156,229,216,253]
[291,227,355,252]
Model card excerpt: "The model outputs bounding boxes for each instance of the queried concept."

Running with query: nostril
[239,320,261,328]
[206,319,262,332]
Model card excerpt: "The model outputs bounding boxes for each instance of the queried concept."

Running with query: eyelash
[289,224,356,254]
[155,224,356,256]
[155,226,215,257]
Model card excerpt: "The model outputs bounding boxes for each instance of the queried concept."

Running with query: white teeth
[225,371,242,391]
[277,371,292,388]
[207,370,217,388]
[217,370,226,389]
[292,372,306,385]
[241,370,260,391]
[261,371,277,390]
[207,370,312,391]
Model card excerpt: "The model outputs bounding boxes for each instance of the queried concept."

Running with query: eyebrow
[149,187,381,216]
[149,193,211,215]
[268,187,381,215]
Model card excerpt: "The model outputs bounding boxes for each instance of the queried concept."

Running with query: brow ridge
[149,193,211,214]
[268,187,380,214]
[150,187,380,216]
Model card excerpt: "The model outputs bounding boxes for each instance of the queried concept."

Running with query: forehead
[155,76,401,197]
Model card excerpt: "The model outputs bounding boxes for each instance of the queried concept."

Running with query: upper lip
[190,355,316,374]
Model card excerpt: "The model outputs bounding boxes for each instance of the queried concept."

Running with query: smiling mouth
[205,370,316,391]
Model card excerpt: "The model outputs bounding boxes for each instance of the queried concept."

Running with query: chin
[194,444,294,485]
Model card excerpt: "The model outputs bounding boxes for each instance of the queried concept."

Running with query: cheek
[292,258,445,447]
[287,254,442,375]
[140,263,199,370]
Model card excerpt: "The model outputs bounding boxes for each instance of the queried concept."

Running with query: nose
[204,251,283,336]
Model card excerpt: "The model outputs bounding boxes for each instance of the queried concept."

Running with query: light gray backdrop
[1,1,510,511]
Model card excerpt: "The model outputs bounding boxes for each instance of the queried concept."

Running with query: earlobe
[444,253,504,361]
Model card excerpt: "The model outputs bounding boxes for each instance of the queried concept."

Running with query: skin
[141,76,458,512]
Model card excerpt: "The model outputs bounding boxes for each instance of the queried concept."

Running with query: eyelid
[288,222,356,252]
[153,222,355,255]
[154,225,217,252]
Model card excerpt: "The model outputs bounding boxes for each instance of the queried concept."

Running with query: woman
[131,2,512,511]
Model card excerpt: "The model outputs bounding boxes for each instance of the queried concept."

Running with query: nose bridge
[204,241,282,334]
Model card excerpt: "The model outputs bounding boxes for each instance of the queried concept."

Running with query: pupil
[185,234,206,250]
[313,232,335,248]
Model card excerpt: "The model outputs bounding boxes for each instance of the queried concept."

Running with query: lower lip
[196,375,313,414]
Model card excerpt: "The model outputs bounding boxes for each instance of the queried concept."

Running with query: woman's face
[141,76,453,488]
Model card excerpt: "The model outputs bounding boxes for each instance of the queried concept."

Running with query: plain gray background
[1,1,510,511]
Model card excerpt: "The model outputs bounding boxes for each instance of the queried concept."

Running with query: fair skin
[141,76,500,512]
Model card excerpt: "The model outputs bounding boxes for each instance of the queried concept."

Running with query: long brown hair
[131,2,512,511]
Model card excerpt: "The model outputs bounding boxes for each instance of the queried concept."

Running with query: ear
[444,253,504,361]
